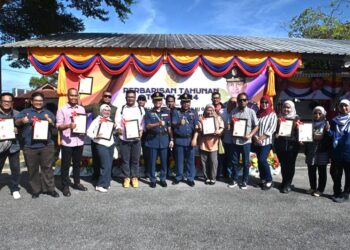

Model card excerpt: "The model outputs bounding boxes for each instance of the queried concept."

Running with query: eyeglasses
[238,99,247,102]
[32,99,43,102]
[261,101,268,104]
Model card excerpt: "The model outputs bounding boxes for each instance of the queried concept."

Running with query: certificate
[32,120,49,140]
[78,77,93,95]
[71,114,87,134]
[298,122,313,142]
[232,118,247,137]
[96,120,114,140]
[277,119,294,137]
[125,119,140,139]
[0,118,16,141]
[202,117,216,135]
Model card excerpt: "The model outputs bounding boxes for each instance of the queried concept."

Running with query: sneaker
[240,182,247,190]
[150,182,156,188]
[123,178,130,188]
[228,180,237,188]
[210,180,216,185]
[12,191,21,200]
[187,180,195,187]
[306,188,315,194]
[131,177,139,188]
[96,186,107,193]
[313,191,322,197]
[263,182,273,190]
[205,179,210,185]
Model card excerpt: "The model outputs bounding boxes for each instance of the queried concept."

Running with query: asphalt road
[0,156,349,250]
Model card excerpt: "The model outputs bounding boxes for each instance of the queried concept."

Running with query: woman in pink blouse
[198,104,224,185]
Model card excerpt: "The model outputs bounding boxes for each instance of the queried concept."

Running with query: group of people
[0,88,349,203]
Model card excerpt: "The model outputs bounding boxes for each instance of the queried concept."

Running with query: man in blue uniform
[144,92,174,188]
[172,93,199,187]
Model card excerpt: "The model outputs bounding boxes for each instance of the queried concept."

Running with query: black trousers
[0,149,20,192]
[61,145,84,188]
[276,149,298,188]
[120,140,141,178]
[307,164,327,192]
[330,161,350,196]
[23,146,55,194]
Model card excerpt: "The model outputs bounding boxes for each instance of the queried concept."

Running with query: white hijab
[282,100,297,119]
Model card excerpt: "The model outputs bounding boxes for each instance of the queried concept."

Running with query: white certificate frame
[71,114,87,134]
[0,118,16,141]
[96,120,114,140]
[125,119,140,140]
[298,122,314,142]
[32,120,49,141]
[232,118,247,137]
[277,119,294,137]
[202,117,216,135]
[78,77,93,95]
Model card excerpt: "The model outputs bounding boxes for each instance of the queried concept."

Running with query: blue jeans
[255,144,272,182]
[96,144,114,188]
[174,145,196,181]
[223,143,234,179]
[232,143,251,183]
[148,147,168,183]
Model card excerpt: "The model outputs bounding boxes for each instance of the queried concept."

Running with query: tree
[29,73,58,89]
[0,0,135,68]
[288,1,350,71]
[288,0,350,39]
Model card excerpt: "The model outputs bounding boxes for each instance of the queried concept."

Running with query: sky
[1,0,349,92]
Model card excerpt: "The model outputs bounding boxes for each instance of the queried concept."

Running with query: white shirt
[115,104,145,141]
[87,115,115,147]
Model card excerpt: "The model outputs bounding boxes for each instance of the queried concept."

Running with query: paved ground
[0,155,349,250]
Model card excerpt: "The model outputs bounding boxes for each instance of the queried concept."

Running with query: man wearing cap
[171,93,199,187]
[84,91,117,181]
[144,92,174,188]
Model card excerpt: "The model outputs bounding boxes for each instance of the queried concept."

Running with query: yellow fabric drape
[29,48,301,67]
[266,66,276,97]
[57,63,67,108]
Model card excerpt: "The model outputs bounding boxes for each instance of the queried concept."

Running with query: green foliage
[0,0,135,68]
[288,1,350,40]
[29,73,58,89]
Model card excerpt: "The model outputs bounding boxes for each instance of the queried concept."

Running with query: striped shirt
[255,112,277,146]
[231,107,259,145]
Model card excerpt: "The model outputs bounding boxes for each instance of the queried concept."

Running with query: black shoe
[172,179,180,185]
[73,183,88,191]
[32,193,40,199]
[62,187,71,197]
[47,191,60,198]
[159,181,168,188]
[150,182,156,188]
[187,180,195,187]
[280,186,290,194]
[240,182,247,190]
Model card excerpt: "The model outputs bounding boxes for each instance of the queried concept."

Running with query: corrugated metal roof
[1,33,350,56]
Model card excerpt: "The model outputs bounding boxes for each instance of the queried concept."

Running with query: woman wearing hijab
[327,99,350,203]
[304,106,331,197]
[274,100,300,194]
[198,104,224,185]
[87,104,115,193]
[253,96,277,190]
